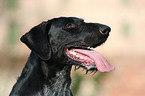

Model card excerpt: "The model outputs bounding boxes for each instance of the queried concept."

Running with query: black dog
[10,17,114,96]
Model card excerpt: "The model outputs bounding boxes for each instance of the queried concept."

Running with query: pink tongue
[73,49,115,72]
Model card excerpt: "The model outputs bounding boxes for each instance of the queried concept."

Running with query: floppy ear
[20,20,52,60]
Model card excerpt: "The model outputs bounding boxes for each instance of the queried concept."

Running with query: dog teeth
[90,47,94,50]
[80,57,84,59]
[87,46,91,49]
[70,51,77,55]
[87,46,94,50]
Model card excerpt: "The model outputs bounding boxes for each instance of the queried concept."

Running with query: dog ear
[20,20,52,61]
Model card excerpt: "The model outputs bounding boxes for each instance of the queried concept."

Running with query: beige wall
[0,0,145,57]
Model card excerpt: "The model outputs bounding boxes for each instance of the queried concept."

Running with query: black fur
[10,17,111,96]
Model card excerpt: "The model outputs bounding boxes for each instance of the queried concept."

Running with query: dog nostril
[99,26,111,35]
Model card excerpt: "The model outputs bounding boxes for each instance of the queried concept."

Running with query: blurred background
[0,0,145,96]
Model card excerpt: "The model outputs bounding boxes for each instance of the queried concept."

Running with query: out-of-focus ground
[0,0,145,96]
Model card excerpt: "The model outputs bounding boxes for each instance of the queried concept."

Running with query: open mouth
[65,47,115,72]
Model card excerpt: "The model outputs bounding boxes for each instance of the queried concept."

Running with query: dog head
[21,17,114,72]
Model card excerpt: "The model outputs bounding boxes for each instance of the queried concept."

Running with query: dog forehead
[51,17,84,26]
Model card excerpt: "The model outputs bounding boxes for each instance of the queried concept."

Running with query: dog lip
[63,44,105,70]
[65,48,115,72]
[64,44,96,50]
[64,45,99,64]
[64,47,98,70]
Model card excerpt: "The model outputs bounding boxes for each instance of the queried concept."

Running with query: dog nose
[99,25,111,35]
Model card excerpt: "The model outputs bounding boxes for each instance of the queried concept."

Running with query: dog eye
[65,23,76,29]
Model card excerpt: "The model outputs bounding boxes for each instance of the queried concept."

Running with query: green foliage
[122,0,131,4]
[71,70,109,96]
[4,0,18,10]
[61,0,68,3]
[8,20,19,45]
[122,22,131,38]
[71,72,83,96]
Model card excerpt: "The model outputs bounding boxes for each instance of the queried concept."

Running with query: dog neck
[10,52,73,96]
[41,58,73,96]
